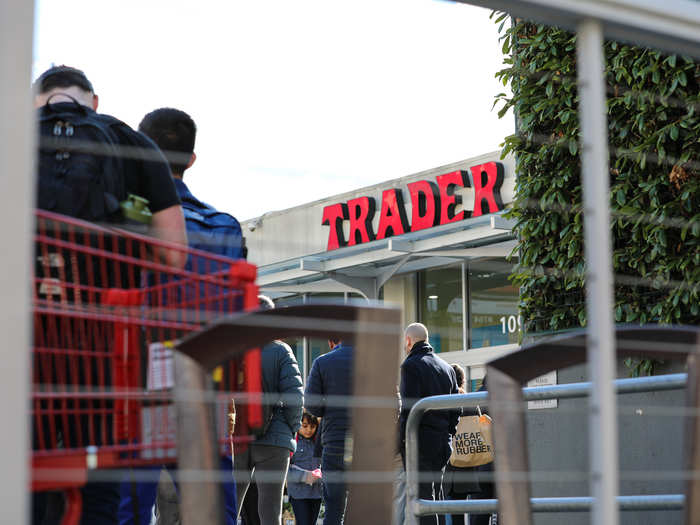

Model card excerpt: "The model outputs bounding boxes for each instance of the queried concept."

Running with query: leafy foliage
[493,16,700,347]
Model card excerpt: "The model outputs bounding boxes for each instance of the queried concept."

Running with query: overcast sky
[34,0,513,221]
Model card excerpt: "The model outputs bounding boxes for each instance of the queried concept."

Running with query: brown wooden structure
[174,302,402,524]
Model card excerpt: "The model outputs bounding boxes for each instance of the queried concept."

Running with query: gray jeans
[234,444,290,525]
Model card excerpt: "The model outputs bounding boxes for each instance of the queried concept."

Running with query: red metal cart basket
[31,209,262,521]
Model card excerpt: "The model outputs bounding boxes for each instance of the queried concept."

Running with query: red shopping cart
[32,209,263,523]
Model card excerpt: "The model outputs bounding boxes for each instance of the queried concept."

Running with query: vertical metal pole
[0,1,35,523]
[405,405,422,525]
[461,262,468,352]
[302,294,309,381]
[576,19,619,525]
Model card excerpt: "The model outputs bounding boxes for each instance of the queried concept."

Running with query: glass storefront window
[415,261,519,352]
[468,264,519,348]
[417,265,463,353]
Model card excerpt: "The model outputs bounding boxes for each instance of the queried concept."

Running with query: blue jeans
[290,497,322,525]
[393,463,406,525]
[321,445,348,525]
[117,456,237,525]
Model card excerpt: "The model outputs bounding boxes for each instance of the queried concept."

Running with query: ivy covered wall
[493,17,699,341]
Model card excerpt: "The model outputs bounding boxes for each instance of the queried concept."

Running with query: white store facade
[242,150,520,388]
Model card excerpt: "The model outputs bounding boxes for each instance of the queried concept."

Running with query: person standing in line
[32,66,187,525]
[398,323,459,525]
[287,412,323,525]
[305,337,354,525]
[138,107,245,260]
[33,66,187,269]
[442,364,484,525]
[233,295,305,525]
[118,106,242,525]
[465,375,495,525]
[393,382,407,525]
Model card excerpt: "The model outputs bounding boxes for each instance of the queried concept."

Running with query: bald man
[399,323,459,525]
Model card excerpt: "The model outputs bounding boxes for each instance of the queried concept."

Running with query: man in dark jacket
[234,295,304,524]
[399,323,459,525]
[32,66,186,525]
[305,337,353,525]
[33,66,187,269]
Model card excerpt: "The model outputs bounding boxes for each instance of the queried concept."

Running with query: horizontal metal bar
[414,494,684,515]
[405,373,688,521]
[409,373,687,413]
[451,0,700,59]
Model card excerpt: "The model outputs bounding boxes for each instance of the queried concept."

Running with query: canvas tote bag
[449,406,495,468]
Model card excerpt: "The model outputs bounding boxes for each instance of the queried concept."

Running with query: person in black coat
[305,337,354,525]
[399,323,459,525]
[443,368,495,525]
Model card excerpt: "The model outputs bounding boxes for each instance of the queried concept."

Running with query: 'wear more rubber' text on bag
[449,407,494,468]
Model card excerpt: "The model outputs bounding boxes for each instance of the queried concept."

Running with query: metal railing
[405,373,688,524]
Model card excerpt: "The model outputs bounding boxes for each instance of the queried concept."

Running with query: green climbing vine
[492,15,700,373]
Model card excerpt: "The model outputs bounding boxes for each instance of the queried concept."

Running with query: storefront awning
[258,212,517,298]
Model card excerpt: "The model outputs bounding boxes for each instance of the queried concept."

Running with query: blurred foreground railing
[405,373,688,524]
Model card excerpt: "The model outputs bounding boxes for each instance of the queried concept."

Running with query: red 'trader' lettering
[321,203,349,250]
[436,170,468,224]
[376,189,410,240]
[347,197,376,246]
[408,180,440,232]
[470,162,504,217]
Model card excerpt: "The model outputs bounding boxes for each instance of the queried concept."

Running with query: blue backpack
[180,194,245,264]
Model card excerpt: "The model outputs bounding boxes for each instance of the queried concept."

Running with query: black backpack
[37,97,126,222]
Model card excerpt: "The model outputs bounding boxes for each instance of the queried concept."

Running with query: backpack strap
[44,94,88,115]
[180,192,212,213]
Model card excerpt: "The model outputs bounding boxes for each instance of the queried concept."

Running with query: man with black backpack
[32,66,187,525]
[34,65,187,269]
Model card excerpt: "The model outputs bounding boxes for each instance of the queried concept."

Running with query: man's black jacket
[399,341,459,459]
[305,343,353,447]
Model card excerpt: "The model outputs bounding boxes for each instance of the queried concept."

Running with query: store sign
[527,371,558,410]
[321,161,505,250]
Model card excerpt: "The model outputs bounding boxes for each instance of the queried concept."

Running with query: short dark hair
[139,108,196,175]
[328,336,341,347]
[451,364,466,389]
[34,65,94,94]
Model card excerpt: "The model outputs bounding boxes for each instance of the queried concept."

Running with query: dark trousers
[467,480,494,525]
[417,453,447,525]
[32,474,120,525]
[290,497,322,525]
[240,480,260,525]
[321,444,348,525]
[234,444,290,524]
[116,456,238,525]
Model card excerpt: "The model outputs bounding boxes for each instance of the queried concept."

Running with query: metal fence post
[405,403,423,525]
[576,18,619,525]
[0,1,35,523]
